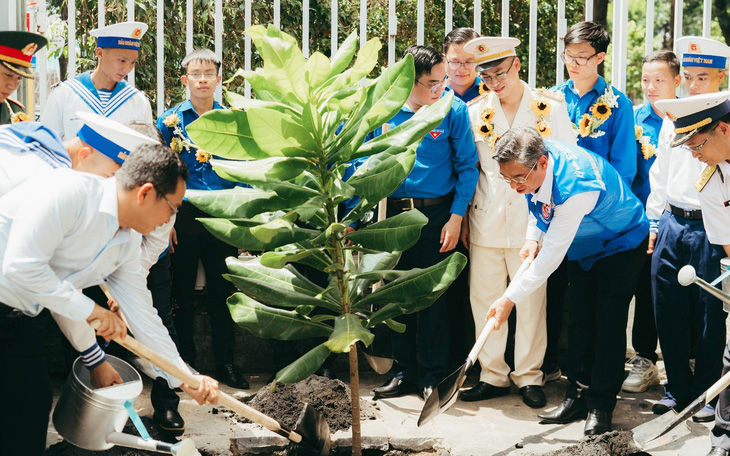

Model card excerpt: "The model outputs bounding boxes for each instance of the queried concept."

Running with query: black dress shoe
[707,447,729,456]
[421,385,434,401]
[537,397,588,424]
[153,409,185,436]
[584,409,612,435]
[216,363,250,389]
[372,377,417,399]
[520,385,547,408]
[459,381,510,402]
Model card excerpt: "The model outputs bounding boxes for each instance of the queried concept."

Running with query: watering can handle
[92,284,303,442]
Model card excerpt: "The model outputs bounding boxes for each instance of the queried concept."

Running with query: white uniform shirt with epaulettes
[40,71,152,140]
[646,117,705,229]
[697,161,730,245]
[466,81,577,248]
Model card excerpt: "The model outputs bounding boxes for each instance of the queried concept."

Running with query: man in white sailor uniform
[458,36,576,409]
[40,21,152,139]
[490,127,649,436]
[646,36,730,422]
[655,91,730,456]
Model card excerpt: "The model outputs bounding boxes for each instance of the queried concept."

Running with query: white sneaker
[622,355,659,393]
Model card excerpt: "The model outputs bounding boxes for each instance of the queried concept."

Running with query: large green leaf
[247,25,308,104]
[352,252,467,325]
[260,242,332,270]
[344,147,416,212]
[345,209,427,251]
[186,188,309,219]
[350,91,455,161]
[329,32,358,78]
[227,256,324,295]
[198,215,317,251]
[186,110,270,160]
[275,343,331,383]
[209,157,316,186]
[228,293,333,340]
[348,251,401,302]
[304,51,331,92]
[233,68,297,105]
[259,180,322,201]
[324,314,375,353]
[320,38,382,97]
[247,107,320,158]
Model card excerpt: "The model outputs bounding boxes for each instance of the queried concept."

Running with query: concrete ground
[46,364,713,456]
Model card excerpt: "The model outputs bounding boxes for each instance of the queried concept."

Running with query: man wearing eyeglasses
[369,45,478,401]
[156,48,250,406]
[41,22,152,139]
[456,36,575,409]
[489,127,648,435]
[443,28,482,103]
[645,37,730,423]
[654,91,730,456]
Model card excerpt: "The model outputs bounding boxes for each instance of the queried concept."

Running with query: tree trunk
[349,346,362,456]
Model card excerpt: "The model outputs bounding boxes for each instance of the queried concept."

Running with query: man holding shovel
[489,127,648,435]
[0,145,218,455]
[653,91,730,456]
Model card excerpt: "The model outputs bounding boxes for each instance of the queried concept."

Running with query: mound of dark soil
[238,375,379,432]
[540,430,650,456]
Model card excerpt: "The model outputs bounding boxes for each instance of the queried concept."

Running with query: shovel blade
[632,410,691,450]
[417,363,469,427]
[285,403,331,456]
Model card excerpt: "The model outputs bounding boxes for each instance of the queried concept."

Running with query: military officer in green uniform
[0,31,47,125]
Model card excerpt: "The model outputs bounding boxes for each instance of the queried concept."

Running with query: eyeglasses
[560,51,599,66]
[416,76,448,93]
[480,58,515,85]
[186,73,218,80]
[447,60,477,71]
[499,159,539,184]
[155,189,179,216]
[681,124,718,154]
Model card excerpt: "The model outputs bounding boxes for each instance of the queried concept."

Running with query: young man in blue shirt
[443,27,482,103]
[622,50,681,394]
[157,49,248,393]
[370,45,479,400]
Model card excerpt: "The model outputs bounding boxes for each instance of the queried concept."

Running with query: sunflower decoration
[170,136,184,153]
[490,133,502,150]
[10,112,30,123]
[481,107,495,123]
[635,125,643,141]
[579,114,593,137]
[478,122,494,137]
[196,149,212,163]
[592,102,611,120]
[478,81,491,95]
[640,140,656,160]
[536,121,552,138]
[532,99,551,117]
[163,113,180,128]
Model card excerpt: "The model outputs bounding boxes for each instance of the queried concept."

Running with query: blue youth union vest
[527,140,648,270]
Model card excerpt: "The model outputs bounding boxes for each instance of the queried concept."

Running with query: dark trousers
[543,258,569,370]
[566,236,648,411]
[631,254,658,363]
[147,254,180,412]
[447,242,475,371]
[652,212,726,407]
[172,201,237,367]
[0,314,52,456]
[711,340,730,450]
[390,202,451,388]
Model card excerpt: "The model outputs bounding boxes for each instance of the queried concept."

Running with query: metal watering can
[52,355,198,455]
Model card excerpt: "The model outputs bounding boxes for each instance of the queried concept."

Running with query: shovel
[417,258,533,426]
[95,285,331,456]
[632,361,730,449]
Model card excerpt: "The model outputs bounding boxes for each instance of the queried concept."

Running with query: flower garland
[635,125,656,160]
[162,112,211,163]
[574,86,618,138]
[6,101,30,123]
[476,93,553,149]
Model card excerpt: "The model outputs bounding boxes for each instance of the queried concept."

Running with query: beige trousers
[469,244,547,387]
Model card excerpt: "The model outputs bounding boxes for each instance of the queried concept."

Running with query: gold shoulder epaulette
[466,92,489,107]
[6,97,25,110]
[535,88,565,102]
[694,165,717,192]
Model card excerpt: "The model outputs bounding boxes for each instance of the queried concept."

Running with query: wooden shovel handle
[94,284,300,441]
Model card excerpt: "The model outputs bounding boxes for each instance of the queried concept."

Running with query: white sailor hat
[655,91,730,147]
[75,111,160,164]
[90,21,148,51]
[463,37,520,72]
[676,36,730,70]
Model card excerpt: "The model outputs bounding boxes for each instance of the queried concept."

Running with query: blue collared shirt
[364,97,479,216]
[553,76,636,187]
[632,102,662,207]
[156,100,237,192]
[444,77,483,104]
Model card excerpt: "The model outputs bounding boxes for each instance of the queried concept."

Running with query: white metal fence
[7,0,722,117]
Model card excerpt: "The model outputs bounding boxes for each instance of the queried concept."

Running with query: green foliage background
[47,0,730,113]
